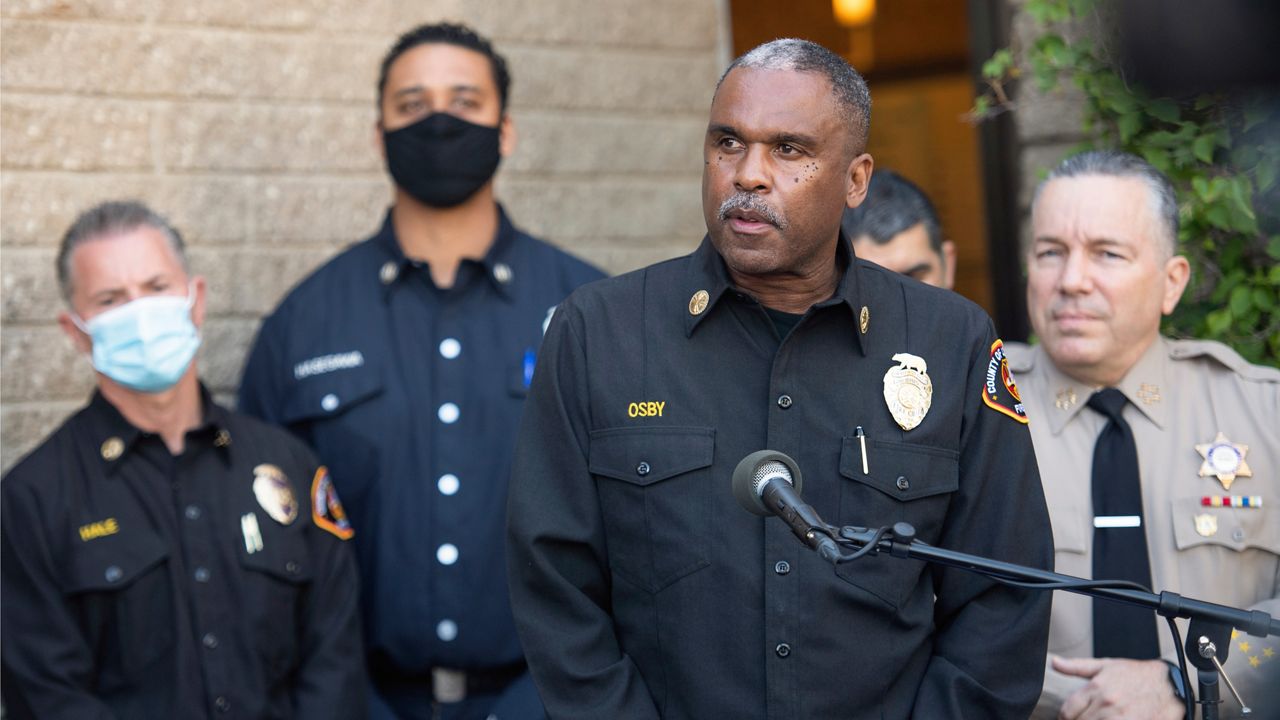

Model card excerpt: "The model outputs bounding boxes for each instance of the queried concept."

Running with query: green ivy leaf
[1206,309,1233,335]
[1118,112,1143,143]
[1192,135,1216,164]
[1146,98,1180,123]
[1267,236,1280,261]
[1229,285,1253,317]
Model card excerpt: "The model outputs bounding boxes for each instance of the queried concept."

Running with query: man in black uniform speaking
[1,201,366,719]
[506,39,1053,718]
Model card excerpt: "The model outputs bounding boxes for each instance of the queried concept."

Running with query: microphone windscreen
[732,450,803,517]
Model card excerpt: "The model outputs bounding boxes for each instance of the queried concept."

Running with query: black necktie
[1087,387,1160,659]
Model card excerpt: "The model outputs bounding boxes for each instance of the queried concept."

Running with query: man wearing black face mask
[238,22,604,720]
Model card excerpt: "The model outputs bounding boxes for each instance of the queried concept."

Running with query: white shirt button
[321,393,339,412]
[438,403,460,424]
[436,543,459,565]
[436,619,458,642]
[438,474,460,495]
[439,338,462,359]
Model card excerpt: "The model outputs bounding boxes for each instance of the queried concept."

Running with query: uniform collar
[1035,337,1168,435]
[86,383,234,475]
[682,232,868,356]
[374,203,521,302]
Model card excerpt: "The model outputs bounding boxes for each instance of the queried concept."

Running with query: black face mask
[383,112,502,208]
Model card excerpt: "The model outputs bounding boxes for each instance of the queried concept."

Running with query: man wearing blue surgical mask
[1,200,367,719]
[238,23,604,720]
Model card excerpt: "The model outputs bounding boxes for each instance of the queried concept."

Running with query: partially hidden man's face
[852,223,956,289]
[1026,175,1189,384]
[702,67,871,280]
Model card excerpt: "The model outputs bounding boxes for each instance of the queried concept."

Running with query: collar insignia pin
[1055,387,1078,410]
[883,353,932,431]
[1195,431,1252,491]
[100,437,124,461]
[1137,383,1161,405]
[859,306,870,334]
[253,464,298,525]
[688,289,709,316]
[379,261,398,285]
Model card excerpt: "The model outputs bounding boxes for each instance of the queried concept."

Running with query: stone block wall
[0,0,728,470]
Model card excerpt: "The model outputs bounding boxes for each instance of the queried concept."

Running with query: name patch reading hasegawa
[311,467,354,540]
[253,464,298,525]
[883,353,933,431]
[981,339,1029,424]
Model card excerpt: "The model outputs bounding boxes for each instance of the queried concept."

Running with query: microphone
[732,450,840,563]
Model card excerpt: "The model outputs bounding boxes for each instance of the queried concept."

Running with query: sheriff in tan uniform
[1013,150,1279,720]
[1009,338,1280,718]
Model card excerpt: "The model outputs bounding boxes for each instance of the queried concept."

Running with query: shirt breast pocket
[239,520,314,681]
[280,367,385,502]
[63,532,173,683]
[588,426,715,593]
[835,437,959,608]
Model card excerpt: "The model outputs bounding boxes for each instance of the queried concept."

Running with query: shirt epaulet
[1003,341,1036,374]
[1166,338,1280,383]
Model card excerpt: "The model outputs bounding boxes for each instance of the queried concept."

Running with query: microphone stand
[829,521,1278,720]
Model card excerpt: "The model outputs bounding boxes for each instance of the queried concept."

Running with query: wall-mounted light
[833,0,876,27]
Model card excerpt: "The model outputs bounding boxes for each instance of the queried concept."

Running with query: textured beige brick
[228,247,342,316]
[162,101,379,172]
[1,20,384,103]
[251,177,391,244]
[508,112,704,176]
[508,46,718,113]
[0,325,93,402]
[1,94,154,171]
[1,401,82,474]
[0,172,253,246]
[0,0,154,21]
[198,316,258,394]
[460,0,718,50]
[1,247,61,323]
[498,176,704,243]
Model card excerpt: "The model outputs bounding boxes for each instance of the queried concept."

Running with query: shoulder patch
[1167,339,1280,383]
[310,467,354,540]
[982,339,1029,424]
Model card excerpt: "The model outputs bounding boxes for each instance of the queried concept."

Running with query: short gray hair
[1033,150,1180,257]
[57,200,188,302]
[717,38,872,152]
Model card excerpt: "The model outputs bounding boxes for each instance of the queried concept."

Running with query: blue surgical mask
[72,286,202,393]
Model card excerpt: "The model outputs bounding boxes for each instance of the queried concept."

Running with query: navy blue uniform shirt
[507,236,1053,719]
[238,207,603,695]
[1,387,366,720]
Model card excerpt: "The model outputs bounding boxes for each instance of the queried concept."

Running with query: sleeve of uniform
[505,301,661,720]
[290,455,368,718]
[0,478,116,720]
[237,311,286,422]
[911,320,1054,718]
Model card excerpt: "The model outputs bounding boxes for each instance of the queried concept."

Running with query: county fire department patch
[981,339,1029,424]
[311,467,354,540]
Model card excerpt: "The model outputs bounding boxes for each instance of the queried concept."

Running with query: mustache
[717,193,786,229]
[1048,299,1108,320]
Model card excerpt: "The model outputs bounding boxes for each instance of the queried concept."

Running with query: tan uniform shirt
[1006,338,1280,719]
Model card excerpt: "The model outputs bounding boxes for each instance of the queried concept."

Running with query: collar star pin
[1195,431,1252,491]
[883,352,932,431]
[1137,383,1161,405]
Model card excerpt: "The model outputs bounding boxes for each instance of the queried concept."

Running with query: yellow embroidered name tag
[627,401,666,418]
[79,518,119,542]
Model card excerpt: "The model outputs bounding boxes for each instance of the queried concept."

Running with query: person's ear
[845,155,874,209]
[190,276,208,330]
[58,309,92,355]
[941,241,957,290]
[499,113,518,158]
[1161,255,1191,315]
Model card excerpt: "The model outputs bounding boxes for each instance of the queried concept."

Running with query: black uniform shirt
[237,207,604,677]
[506,237,1054,719]
[1,388,366,720]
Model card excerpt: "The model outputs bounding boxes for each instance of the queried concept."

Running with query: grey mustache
[718,193,785,229]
